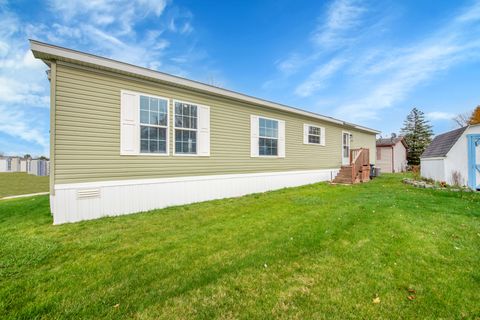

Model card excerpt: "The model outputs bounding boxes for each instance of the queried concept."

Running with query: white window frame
[173,99,201,157]
[120,90,170,156]
[139,92,170,156]
[258,116,280,158]
[304,124,325,146]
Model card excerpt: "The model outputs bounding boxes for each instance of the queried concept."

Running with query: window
[139,95,168,154]
[259,117,278,156]
[121,90,210,156]
[303,124,325,146]
[250,115,285,158]
[174,101,198,154]
[308,125,321,144]
[7,158,11,171]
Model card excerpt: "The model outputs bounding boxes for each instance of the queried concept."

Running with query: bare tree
[206,74,223,88]
[453,111,472,128]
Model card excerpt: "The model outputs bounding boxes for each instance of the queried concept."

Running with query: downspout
[391,146,394,173]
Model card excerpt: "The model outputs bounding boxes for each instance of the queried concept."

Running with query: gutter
[30,39,380,135]
[420,157,447,160]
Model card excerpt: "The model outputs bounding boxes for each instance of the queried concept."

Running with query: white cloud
[47,0,168,35]
[180,22,193,34]
[426,112,455,121]
[0,0,211,155]
[267,0,367,86]
[137,0,168,16]
[334,1,480,121]
[294,58,346,97]
[312,0,366,48]
[167,7,194,35]
[456,0,480,22]
[275,53,315,75]
[0,105,49,154]
[264,0,480,132]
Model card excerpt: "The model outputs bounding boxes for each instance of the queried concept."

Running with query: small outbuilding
[421,124,480,190]
[27,159,50,176]
[20,159,27,172]
[376,136,408,173]
[0,156,21,172]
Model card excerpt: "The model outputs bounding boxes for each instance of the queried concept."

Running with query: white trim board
[51,169,340,224]
[420,157,447,161]
[30,40,379,134]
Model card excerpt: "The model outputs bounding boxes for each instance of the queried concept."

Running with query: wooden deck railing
[350,148,370,183]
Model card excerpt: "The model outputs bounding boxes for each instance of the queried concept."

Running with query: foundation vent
[77,188,101,200]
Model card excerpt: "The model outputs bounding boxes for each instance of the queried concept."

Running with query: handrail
[350,148,370,183]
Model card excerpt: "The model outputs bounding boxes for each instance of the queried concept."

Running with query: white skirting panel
[51,168,339,224]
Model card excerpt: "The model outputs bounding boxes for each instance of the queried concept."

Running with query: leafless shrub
[411,165,420,180]
[451,171,463,187]
[453,112,471,128]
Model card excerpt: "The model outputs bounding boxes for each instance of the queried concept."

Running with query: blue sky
[1,0,479,156]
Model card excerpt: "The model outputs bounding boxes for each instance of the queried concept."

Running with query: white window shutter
[278,120,286,158]
[303,124,309,144]
[120,91,139,155]
[320,127,326,146]
[198,105,210,156]
[250,115,259,157]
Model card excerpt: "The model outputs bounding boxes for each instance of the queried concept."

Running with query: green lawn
[0,172,49,198]
[1,174,479,319]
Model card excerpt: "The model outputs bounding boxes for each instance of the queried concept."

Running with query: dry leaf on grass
[407,296,416,301]
[114,304,120,308]
[372,297,381,304]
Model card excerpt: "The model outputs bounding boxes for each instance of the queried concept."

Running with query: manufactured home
[421,124,480,190]
[376,136,408,173]
[0,156,21,172]
[27,159,50,176]
[20,159,27,172]
[31,40,379,224]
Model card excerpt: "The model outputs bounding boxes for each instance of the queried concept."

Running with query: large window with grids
[259,117,278,156]
[174,101,198,154]
[139,95,168,154]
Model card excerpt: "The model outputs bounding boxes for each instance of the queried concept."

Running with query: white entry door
[342,132,351,165]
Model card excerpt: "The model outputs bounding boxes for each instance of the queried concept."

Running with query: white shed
[20,159,27,172]
[28,159,50,176]
[0,158,6,172]
[0,157,21,172]
[421,124,480,190]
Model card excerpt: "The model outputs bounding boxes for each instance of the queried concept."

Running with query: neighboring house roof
[376,136,407,148]
[29,40,380,135]
[421,126,468,158]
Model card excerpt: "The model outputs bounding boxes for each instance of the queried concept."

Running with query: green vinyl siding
[351,131,377,164]
[53,62,376,184]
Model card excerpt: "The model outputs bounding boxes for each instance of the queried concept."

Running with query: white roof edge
[420,156,446,160]
[30,39,380,134]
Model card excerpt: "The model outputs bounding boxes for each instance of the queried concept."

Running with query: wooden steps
[332,148,371,184]
[333,165,354,184]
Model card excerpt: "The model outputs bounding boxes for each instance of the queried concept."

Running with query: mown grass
[0,174,479,319]
[0,172,49,198]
